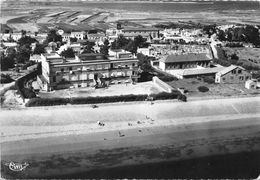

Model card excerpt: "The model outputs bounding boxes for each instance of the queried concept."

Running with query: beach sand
[1,97,260,178]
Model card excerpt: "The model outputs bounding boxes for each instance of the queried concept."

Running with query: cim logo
[5,162,29,172]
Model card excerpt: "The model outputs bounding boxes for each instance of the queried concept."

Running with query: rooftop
[182,67,225,76]
[122,27,159,32]
[216,65,245,76]
[160,53,212,63]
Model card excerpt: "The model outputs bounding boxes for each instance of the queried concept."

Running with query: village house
[215,65,252,84]
[87,33,106,44]
[62,33,71,42]
[159,53,212,71]
[70,31,86,41]
[118,27,160,40]
[37,50,139,91]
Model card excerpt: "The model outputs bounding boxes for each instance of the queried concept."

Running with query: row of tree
[110,35,149,54]
[205,25,260,46]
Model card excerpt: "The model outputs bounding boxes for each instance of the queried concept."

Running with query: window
[231,70,236,74]
[239,76,244,80]
[222,78,226,81]
[238,69,242,74]
[132,63,135,67]
[125,65,128,68]
[61,68,64,73]
[246,76,250,80]
[53,76,56,82]
[69,67,72,71]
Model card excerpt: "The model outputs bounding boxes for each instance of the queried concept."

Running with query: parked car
[91,105,98,108]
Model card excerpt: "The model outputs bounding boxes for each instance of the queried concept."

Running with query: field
[223,47,260,65]
[167,78,260,98]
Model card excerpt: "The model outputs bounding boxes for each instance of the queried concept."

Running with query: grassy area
[223,47,260,68]
[167,78,260,98]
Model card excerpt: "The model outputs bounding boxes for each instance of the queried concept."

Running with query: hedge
[25,91,185,107]
[198,86,209,92]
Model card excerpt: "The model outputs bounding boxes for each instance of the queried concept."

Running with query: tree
[111,35,130,50]
[137,53,152,73]
[46,29,62,43]
[82,41,95,54]
[100,39,109,56]
[70,37,77,43]
[60,48,75,58]
[18,36,36,47]
[33,43,46,55]
[1,56,15,71]
[16,44,32,64]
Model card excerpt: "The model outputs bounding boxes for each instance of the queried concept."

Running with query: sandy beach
[1,96,260,178]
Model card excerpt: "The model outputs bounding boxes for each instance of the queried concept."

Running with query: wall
[153,76,173,93]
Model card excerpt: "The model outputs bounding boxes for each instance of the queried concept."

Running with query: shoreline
[2,118,260,178]
[1,96,260,178]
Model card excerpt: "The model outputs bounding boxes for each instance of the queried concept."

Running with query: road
[1,96,260,178]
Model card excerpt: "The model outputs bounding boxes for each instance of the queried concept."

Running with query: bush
[178,94,187,102]
[22,88,36,99]
[1,74,14,84]
[25,91,185,107]
[198,86,209,92]
[151,91,180,100]
[202,76,215,84]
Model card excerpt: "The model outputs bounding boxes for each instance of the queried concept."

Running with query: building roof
[216,65,245,76]
[182,67,225,76]
[122,27,159,32]
[160,53,211,63]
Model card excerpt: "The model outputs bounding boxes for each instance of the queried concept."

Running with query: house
[70,31,85,40]
[215,65,251,84]
[29,54,42,62]
[245,79,260,89]
[87,33,106,43]
[119,27,159,40]
[62,33,71,42]
[159,53,212,71]
[37,51,139,91]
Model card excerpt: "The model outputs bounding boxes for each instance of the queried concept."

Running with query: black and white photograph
[0,0,260,178]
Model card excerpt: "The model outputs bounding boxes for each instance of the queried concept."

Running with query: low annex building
[159,53,212,71]
[37,51,139,91]
[215,65,252,84]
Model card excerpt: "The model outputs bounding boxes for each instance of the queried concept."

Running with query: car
[91,105,98,108]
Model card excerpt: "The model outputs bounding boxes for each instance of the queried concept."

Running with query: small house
[215,65,251,84]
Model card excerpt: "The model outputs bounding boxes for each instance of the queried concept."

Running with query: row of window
[58,63,136,72]
[231,69,242,74]
[53,71,136,82]
[222,75,250,81]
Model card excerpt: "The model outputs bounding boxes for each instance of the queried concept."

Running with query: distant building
[70,31,85,41]
[29,54,42,62]
[37,51,139,91]
[215,65,251,84]
[87,33,106,43]
[119,27,159,40]
[159,53,212,71]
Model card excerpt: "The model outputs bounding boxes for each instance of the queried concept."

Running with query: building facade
[38,51,139,91]
[159,53,212,71]
[215,65,252,84]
